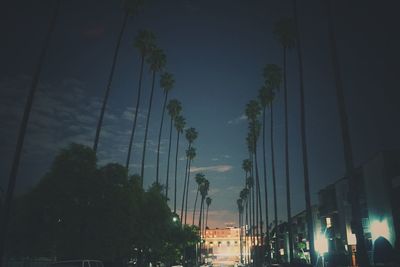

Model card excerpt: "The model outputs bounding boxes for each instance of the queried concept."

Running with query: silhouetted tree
[173,115,185,213]
[181,128,198,223]
[155,72,175,184]
[263,63,282,260]
[0,1,61,265]
[325,0,370,265]
[94,0,146,152]
[140,47,167,184]
[192,173,205,225]
[165,99,182,200]
[273,17,296,262]
[182,146,196,224]
[126,30,156,170]
[291,0,316,264]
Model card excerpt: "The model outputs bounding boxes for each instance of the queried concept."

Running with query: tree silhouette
[126,30,156,170]
[155,72,175,184]
[140,47,167,185]
[273,17,296,262]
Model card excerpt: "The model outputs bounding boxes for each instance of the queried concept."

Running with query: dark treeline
[6,144,200,266]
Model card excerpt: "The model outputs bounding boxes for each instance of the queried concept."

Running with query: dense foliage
[6,143,199,265]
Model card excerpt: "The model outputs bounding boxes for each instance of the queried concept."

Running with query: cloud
[227,114,246,125]
[0,76,153,169]
[190,165,233,173]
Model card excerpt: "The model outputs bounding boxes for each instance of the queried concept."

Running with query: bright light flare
[370,218,390,242]
[314,232,328,255]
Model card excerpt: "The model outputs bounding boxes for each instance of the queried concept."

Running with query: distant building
[317,150,400,265]
[203,227,243,265]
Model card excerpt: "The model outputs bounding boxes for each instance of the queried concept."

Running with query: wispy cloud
[190,165,233,173]
[227,114,246,125]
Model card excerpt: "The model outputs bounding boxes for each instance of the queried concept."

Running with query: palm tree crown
[245,100,261,122]
[200,179,210,198]
[237,198,243,213]
[195,173,206,186]
[147,47,166,72]
[123,0,146,15]
[174,115,186,134]
[133,30,156,56]
[240,188,249,201]
[206,197,212,207]
[242,159,252,174]
[246,176,254,189]
[167,99,182,119]
[186,147,196,160]
[185,127,198,144]
[160,72,175,93]
[273,18,296,49]
[263,64,282,90]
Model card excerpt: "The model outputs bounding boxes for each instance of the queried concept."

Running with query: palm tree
[237,198,244,264]
[196,178,209,265]
[239,188,249,264]
[258,85,273,261]
[0,1,60,263]
[241,186,250,263]
[184,146,196,224]
[94,0,145,152]
[324,0,369,265]
[205,196,212,231]
[192,173,205,225]
[140,47,167,184]
[173,115,185,213]
[242,159,252,183]
[245,101,263,251]
[181,128,198,222]
[198,179,209,243]
[246,175,255,262]
[126,30,156,170]
[273,17,296,262]
[263,63,282,259]
[290,1,316,264]
[155,72,175,184]
[165,99,182,200]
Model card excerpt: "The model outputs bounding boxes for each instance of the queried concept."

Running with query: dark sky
[1,0,399,227]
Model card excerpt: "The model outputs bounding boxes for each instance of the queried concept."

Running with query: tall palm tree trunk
[173,131,181,213]
[205,204,209,231]
[0,1,60,265]
[262,108,270,262]
[254,152,263,246]
[165,118,173,200]
[292,0,315,264]
[325,0,369,266]
[270,102,279,261]
[251,179,255,257]
[239,210,242,263]
[283,46,294,262]
[181,148,190,222]
[245,199,249,264]
[126,54,145,169]
[253,150,264,266]
[156,91,169,183]
[140,71,156,185]
[94,11,129,152]
[198,197,204,263]
[184,158,192,224]
[192,188,199,225]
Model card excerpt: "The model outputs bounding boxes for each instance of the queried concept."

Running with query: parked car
[51,260,104,267]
